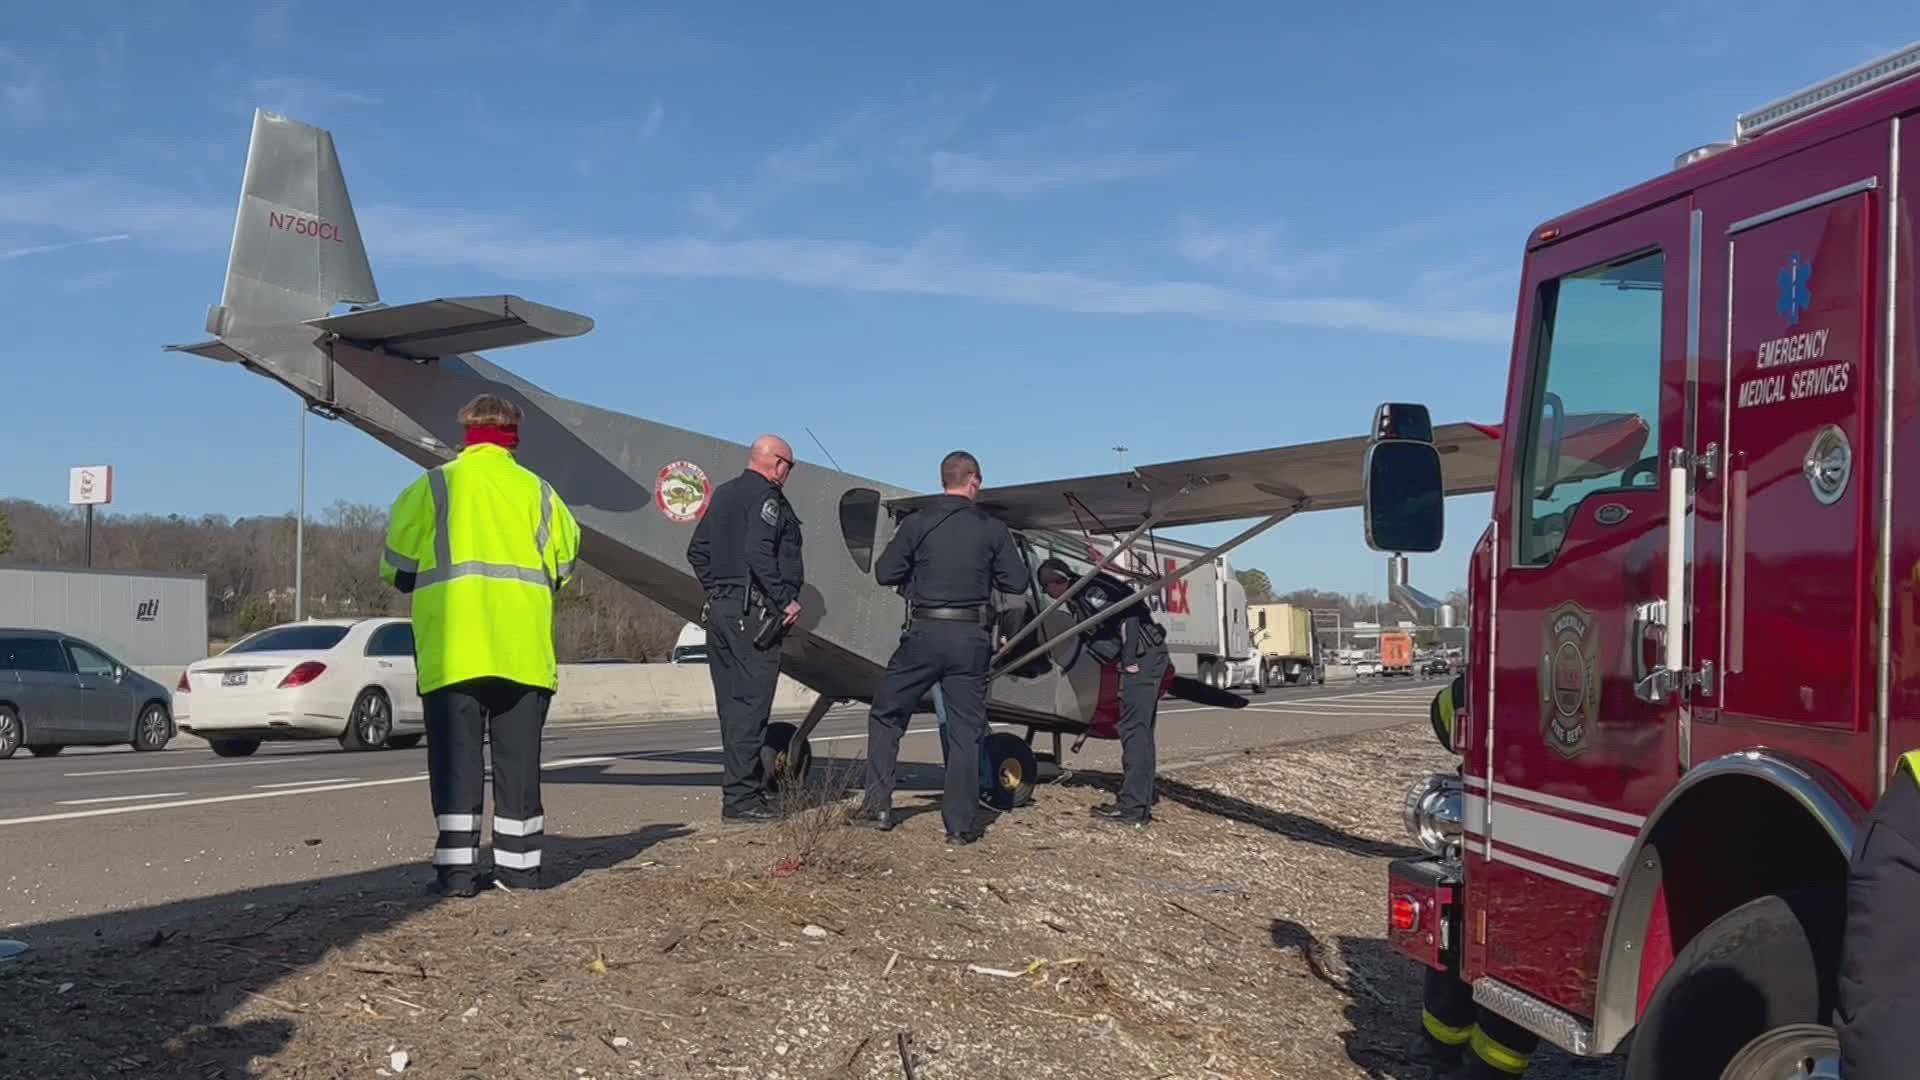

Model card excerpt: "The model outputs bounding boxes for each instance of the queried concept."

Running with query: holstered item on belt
[742,584,790,650]
[1125,617,1168,661]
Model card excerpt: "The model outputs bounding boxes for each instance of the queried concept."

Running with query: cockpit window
[839,488,882,573]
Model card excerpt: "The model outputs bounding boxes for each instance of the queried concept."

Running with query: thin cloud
[358,206,1510,344]
[929,151,1191,197]
[1175,215,1355,287]
[694,88,994,229]
[0,173,1510,344]
[3,233,129,259]
[0,176,232,253]
[250,76,380,116]
[0,45,47,122]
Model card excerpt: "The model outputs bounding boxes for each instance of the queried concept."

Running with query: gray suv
[0,629,175,758]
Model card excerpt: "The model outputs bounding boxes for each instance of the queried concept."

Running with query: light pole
[294,398,305,622]
[1112,444,1128,470]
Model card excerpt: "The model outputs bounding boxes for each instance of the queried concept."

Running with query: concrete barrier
[139,663,820,725]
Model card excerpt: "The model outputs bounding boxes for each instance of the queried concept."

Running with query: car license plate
[221,671,248,687]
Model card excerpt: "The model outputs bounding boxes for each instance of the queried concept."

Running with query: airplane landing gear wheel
[761,721,813,793]
[982,732,1037,811]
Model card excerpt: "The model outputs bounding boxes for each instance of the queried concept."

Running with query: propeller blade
[1165,676,1248,709]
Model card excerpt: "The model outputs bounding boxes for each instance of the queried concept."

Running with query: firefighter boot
[1419,965,1475,1070]
[1462,1010,1538,1078]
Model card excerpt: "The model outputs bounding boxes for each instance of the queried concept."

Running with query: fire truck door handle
[1632,600,1675,703]
[1634,455,1691,704]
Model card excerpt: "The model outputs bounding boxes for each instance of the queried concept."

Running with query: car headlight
[1402,773,1463,857]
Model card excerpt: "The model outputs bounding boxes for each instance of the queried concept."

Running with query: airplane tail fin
[209,109,379,333]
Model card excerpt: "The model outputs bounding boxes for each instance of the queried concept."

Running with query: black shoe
[722,803,777,823]
[847,806,896,831]
[427,876,481,898]
[1091,803,1150,826]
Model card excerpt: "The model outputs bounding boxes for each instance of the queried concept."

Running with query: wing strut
[992,512,1165,666]
[991,504,1299,680]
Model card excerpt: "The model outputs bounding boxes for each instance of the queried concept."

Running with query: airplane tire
[982,732,1037,811]
[761,721,814,793]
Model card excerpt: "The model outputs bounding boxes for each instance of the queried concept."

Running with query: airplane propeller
[1165,675,1249,710]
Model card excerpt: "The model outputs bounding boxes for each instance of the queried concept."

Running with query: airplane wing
[891,421,1505,532]
[304,295,594,361]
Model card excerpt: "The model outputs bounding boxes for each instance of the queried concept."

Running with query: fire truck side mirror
[1372,402,1434,443]
[1363,439,1445,555]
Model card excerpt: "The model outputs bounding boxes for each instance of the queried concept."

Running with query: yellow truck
[1247,603,1324,687]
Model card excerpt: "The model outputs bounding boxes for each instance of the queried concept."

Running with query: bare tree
[0,497,687,661]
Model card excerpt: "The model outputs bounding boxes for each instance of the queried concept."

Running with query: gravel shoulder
[0,722,1624,1079]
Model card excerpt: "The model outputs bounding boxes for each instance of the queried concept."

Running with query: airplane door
[1474,198,1693,1014]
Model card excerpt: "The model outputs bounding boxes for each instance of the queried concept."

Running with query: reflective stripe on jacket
[1903,750,1920,785]
[1430,673,1462,754]
[379,444,581,694]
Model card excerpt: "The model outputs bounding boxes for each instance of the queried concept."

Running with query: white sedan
[175,617,426,757]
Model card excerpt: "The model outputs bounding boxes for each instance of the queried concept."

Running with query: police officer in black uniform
[851,450,1027,844]
[1035,557,1168,825]
[686,434,804,823]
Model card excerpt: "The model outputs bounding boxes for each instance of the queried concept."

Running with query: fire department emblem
[1539,601,1600,758]
[656,460,711,523]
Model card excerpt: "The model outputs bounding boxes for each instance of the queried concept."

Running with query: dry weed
[769,748,884,877]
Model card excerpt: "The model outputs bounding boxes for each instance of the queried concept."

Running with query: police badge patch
[1538,601,1600,758]
[760,497,781,527]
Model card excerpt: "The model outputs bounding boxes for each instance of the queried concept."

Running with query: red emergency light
[1390,895,1421,933]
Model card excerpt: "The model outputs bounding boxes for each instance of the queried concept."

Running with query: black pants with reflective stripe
[1115,645,1169,815]
[705,595,782,814]
[864,619,992,838]
[425,677,551,891]
[1839,772,1920,1079]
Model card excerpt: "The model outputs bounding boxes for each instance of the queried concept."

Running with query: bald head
[747,434,795,485]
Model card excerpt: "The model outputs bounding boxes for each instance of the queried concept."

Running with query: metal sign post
[67,465,113,568]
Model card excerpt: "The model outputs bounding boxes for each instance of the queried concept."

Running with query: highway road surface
[0,677,1445,943]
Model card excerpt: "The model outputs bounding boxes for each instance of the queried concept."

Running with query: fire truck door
[1689,183,1875,738]
[1477,200,1692,1007]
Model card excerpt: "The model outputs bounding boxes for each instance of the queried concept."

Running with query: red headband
[465,424,520,449]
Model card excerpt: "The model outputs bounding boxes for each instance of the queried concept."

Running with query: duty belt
[912,603,987,622]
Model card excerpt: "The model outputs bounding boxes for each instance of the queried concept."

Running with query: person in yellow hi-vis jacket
[379,393,581,897]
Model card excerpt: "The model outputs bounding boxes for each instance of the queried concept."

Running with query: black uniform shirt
[874,494,1026,607]
[1068,571,1155,664]
[685,469,805,606]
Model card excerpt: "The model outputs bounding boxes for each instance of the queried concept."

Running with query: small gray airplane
[167,110,1512,807]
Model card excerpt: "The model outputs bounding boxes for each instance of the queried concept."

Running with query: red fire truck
[1361,42,1920,1079]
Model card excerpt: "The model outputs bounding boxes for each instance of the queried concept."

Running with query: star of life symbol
[1778,251,1813,327]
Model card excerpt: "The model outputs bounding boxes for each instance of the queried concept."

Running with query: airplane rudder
[218,108,379,324]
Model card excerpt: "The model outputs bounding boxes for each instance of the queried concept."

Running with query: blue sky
[0,1,1905,597]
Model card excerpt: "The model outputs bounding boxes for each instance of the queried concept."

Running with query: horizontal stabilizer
[305,295,594,360]
[163,339,248,364]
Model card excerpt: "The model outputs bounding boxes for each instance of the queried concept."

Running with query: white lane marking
[0,774,433,827]
[5,724,983,828]
[1248,708,1428,720]
[64,756,323,778]
[255,777,359,789]
[56,791,190,806]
